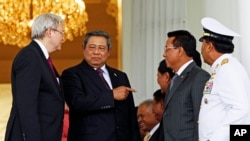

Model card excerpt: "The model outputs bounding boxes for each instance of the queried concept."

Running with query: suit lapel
[165,75,182,105]
[80,60,109,90]
[165,62,195,107]
[32,41,62,95]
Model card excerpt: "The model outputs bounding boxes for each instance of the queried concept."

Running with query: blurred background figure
[151,89,166,141]
[157,60,175,94]
[137,99,158,141]
[152,89,165,123]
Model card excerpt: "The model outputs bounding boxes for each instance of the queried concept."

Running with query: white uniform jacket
[199,54,250,141]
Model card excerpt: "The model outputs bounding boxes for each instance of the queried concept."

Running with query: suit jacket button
[204,98,208,104]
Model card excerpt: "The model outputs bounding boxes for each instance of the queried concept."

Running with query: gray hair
[31,13,64,39]
[138,99,153,111]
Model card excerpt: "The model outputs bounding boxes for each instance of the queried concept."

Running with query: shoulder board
[221,58,229,66]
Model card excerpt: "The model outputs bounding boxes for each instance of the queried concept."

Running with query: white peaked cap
[201,17,240,37]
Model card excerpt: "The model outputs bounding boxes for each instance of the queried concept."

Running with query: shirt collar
[94,65,108,74]
[34,39,49,59]
[149,123,160,136]
[176,60,193,76]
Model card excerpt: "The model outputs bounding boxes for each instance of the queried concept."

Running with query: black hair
[158,60,175,78]
[192,50,202,67]
[83,30,112,49]
[167,30,196,57]
[203,36,234,53]
[153,89,165,103]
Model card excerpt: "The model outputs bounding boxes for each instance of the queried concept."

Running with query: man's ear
[206,41,214,53]
[178,46,186,57]
[208,42,215,51]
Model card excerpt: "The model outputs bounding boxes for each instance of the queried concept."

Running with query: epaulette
[221,58,229,66]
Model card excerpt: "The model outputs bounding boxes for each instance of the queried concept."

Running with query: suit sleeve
[13,51,42,141]
[191,70,210,140]
[114,73,141,141]
[61,68,115,113]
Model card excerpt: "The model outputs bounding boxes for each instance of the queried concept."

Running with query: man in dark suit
[61,30,141,141]
[5,13,65,141]
[162,30,210,141]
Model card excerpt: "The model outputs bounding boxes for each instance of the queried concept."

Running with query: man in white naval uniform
[198,17,250,141]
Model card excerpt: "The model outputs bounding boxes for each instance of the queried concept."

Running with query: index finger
[127,87,136,92]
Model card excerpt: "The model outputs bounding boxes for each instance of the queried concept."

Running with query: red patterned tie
[96,68,110,89]
[47,57,56,76]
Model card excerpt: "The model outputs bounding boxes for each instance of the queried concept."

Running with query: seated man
[137,99,158,141]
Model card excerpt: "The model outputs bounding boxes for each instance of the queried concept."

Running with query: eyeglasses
[164,46,177,52]
[51,28,65,36]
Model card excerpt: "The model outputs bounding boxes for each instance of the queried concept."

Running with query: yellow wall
[0,84,11,140]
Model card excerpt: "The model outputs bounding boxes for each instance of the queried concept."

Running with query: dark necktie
[47,57,56,76]
[96,68,110,89]
[170,74,178,91]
